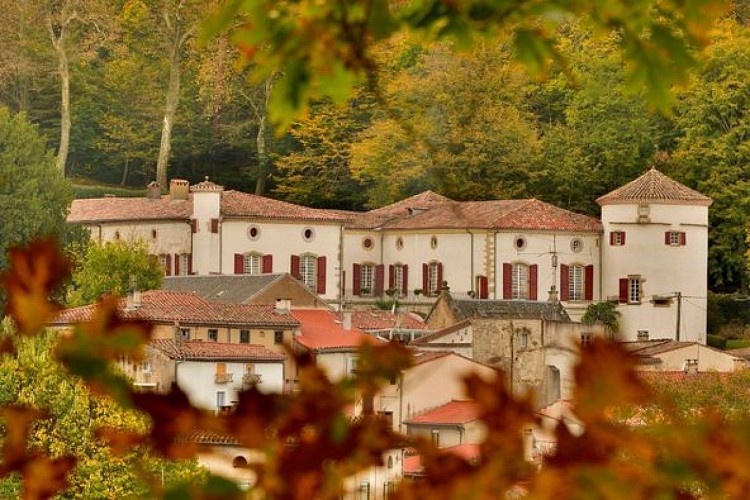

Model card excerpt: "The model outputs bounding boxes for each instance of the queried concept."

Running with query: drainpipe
[466,230,474,294]
[339,224,345,308]
[218,217,223,274]
[493,231,498,299]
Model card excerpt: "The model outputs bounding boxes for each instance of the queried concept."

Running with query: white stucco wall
[192,190,222,275]
[89,220,192,256]
[314,351,358,382]
[601,204,709,342]
[176,360,284,410]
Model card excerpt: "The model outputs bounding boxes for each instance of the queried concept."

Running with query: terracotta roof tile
[405,400,479,425]
[403,443,481,475]
[410,320,471,345]
[68,196,192,223]
[351,310,428,331]
[291,309,381,351]
[597,168,712,206]
[52,290,300,327]
[150,339,284,361]
[221,190,346,221]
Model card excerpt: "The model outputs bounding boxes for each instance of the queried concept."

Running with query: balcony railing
[242,373,262,387]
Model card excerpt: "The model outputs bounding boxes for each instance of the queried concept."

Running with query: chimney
[275,298,291,313]
[342,311,352,330]
[684,358,699,375]
[169,179,190,201]
[547,286,559,304]
[146,181,161,200]
[637,330,649,341]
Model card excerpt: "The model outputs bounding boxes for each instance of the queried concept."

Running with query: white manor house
[68,168,711,343]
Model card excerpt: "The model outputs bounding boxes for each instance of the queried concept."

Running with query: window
[569,265,584,301]
[208,329,219,342]
[179,328,191,341]
[431,429,440,446]
[570,238,583,253]
[240,330,250,344]
[302,227,315,241]
[396,237,404,250]
[512,263,529,300]
[348,357,359,375]
[545,366,561,406]
[362,237,374,250]
[247,225,260,240]
[359,482,370,500]
[628,276,642,304]
[428,261,441,296]
[666,231,686,246]
[580,332,592,346]
[430,235,438,249]
[216,391,226,409]
[393,264,405,297]
[179,254,190,275]
[518,332,529,350]
[513,235,527,251]
[610,231,626,246]
[300,254,316,290]
[159,254,169,274]
[141,361,152,374]
[360,263,374,296]
[243,253,262,274]
[274,331,284,344]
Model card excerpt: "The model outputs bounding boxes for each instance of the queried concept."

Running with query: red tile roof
[150,339,284,361]
[52,291,300,328]
[221,190,346,221]
[597,168,712,206]
[291,309,382,351]
[405,400,479,425]
[351,310,428,331]
[403,443,481,475]
[410,320,471,345]
[68,196,192,223]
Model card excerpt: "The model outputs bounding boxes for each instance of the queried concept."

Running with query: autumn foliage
[2,239,750,499]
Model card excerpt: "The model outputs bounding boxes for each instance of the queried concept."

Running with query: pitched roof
[150,339,284,361]
[410,320,471,345]
[403,443,481,475]
[597,168,712,206]
[405,400,479,425]
[351,310,428,332]
[621,340,698,356]
[220,190,346,221]
[68,196,192,223]
[162,274,321,305]
[448,297,571,323]
[52,290,300,328]
[291,309,381,351]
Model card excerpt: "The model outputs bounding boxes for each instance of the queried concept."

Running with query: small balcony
[215,372,233,384]
[242,373,262,387]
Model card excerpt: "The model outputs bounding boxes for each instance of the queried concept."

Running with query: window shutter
[436,262,443,293]
[402,265,409,296]
[262,254,273,273]
[680,232,687,245]
[188,254,193,275]
[210,218,219,233]
[609,232,615,245]
[479,275,488,299]
[619,278,629,303]
[560,264,570,301]
[316,256,326,294]
[422,263,429,295]
[375,264,385,295]
[234,254,243,274]
[165,254,172,276]
[291,255,300,278]
[388,265,395,290]
[584,265,594,301]
[621,232,626,245]
[502,263,512,300]
[190,219,197,233]
[664,231,671,245]
[353,264,362,296]
[529,264,538,301]
[174,253,180,276]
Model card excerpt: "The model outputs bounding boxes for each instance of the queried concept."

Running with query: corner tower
[190,177,224,275]
[597,168,712,343]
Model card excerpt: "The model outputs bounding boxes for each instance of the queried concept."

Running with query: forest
[1,0,750,293]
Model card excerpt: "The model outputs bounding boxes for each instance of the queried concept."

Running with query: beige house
[623,340,746,372]
[404,400,485,449]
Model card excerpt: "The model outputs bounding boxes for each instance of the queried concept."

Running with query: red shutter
[190,219,197,233]
[174,253,180,276]
[479,275,488,299]
[353,264,362,296]
[619,278,629,303]
[165,254,172,276]
[388,265,395,290]
[210,218,219,233]
[316,256,326,294]
[584,265,594,301]
[680,232,687,245]
[437,262,443,293]
[402,265,409,296]
[262,254,273,273]
[621,232,626,245]
[375,264,385,295]
[291,255,300,278]
[502,263,512,300]
[665,231,671,245]
[529,264,538,301]
[422,263,429,295]
[560,264,570,301]
[609,232,615,245]
[234,254,243,274]
[188,254,193,275]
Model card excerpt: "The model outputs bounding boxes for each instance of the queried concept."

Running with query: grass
[726,339,750,350]
[70,178,145,199]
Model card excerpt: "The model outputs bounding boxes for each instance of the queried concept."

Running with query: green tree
[68,239,164,306]
[581,301,621,335]
[0,107,73,272]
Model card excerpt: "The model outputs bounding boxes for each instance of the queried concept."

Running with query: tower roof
[596,168,711,206]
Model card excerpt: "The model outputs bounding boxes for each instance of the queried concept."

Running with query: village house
[67,168,710,344]
[623,339,746,372]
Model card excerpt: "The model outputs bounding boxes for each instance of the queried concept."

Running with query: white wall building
[68,168,711,343]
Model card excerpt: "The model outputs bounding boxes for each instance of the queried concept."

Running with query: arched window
[545,366,561,406]
[512,263,529,300]
[232,456,248,468]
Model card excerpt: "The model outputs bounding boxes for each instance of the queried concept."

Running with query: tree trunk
[121,156,130,186]
[51,29,71,177]
[254,76,274,196]
[156,34,182,191]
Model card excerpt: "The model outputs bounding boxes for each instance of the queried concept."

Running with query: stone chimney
[547,285,559,304]
[169,179,190,201]
[146,181,161,200]
[342,311,352,330]
[684,358,699,375]
[275,298,291,313]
